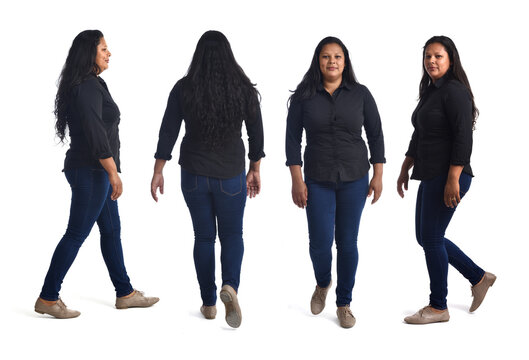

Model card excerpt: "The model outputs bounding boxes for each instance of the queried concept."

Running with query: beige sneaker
[219,285,242,328]
[200,305,217,319]
[115,290,159,309]
[35,298,80,319]
[336,305,356,328]
[404,306,449,324]
[470,272,496,312]
[310,280,332,315]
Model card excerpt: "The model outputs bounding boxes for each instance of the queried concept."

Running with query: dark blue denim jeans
[181,168,247,306]
[40,168,133,301]
[415,173,484,310]
[305,174,368,307]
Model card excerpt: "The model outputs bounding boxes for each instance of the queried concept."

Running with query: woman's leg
[334,175,368,306]
[305,179,336,289]
[417,173,475,310]
[40,168,109,301]
[181,168,217,306]
[210,171,246,292]
[96,185,134,298]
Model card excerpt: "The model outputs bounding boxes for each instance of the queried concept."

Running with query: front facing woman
[286,37,385,328]
[151,31,264,328]
[398,36,495,324]
[36,30,158,319]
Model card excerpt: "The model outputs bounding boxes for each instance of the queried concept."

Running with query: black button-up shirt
[155,80,265,179]
[406,71,473,180]
[286,82,385,183]
[64,75,121,172]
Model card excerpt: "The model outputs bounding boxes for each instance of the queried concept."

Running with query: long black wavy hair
[54,30,104,142]
[420,35,479,127]
[289,36,358,105]
[181,30,260,149]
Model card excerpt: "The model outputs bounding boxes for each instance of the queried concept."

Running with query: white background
[1,0,527,359]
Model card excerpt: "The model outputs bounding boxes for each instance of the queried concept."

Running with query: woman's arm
[246,160,261,198]
[151,159,167,202]
[397,156,414,198]
[444,164,464,208]
[368,163,383,204]
[99,157,122,200]
[289,165,307,209]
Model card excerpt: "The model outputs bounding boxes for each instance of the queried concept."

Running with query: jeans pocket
[220,173,242,196]
[181,170,198,192]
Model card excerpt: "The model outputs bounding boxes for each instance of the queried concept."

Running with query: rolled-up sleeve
[285,100,304,166]
[155,85,184,160]
[245,101,265,161]
[76,81,113,160]
[445,84,473,166]
[362,87,386,164]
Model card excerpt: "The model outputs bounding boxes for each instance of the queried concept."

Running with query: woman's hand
[444,178,460,208]
[108,173,123,201]
[289,165,307,208]
[99,157,122,200]
[246,170,261,198]
[151,173,164,202]
[151,159,167,202]
[292,179,308,209]
[397,156,414,198]
[368,163,383,204]
[397,170,409,198]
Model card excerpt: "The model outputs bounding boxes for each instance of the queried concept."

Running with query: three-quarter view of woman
[286,36,385,328]
[398,35,495,324]
[35,30,158,319]
[151,30,265,328]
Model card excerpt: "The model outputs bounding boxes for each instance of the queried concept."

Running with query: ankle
[119,290,136,299]
[39,298,57,306]
[429,306,447,313]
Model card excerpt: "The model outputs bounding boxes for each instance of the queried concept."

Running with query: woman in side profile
[286,36,385,328]
[398,35,495,324]
[35,30,158,319]
[151,30,264,328]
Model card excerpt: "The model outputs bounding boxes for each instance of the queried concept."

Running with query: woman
[151,30,264,328]
[398,36,496,324]
[286,36,385,328]
[35,30,158,319]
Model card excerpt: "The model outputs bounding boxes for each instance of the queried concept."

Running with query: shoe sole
[220,290,241,328]
[34,309,80,319]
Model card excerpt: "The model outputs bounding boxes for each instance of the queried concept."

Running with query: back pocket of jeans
[181,171,198,192]
[220,174,242,196]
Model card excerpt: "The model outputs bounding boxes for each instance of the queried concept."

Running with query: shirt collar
[317,80,353,92]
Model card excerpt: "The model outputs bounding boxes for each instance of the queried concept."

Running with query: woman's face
[424,42,451,82]
[319,43,345,83]
[95,37,111,74]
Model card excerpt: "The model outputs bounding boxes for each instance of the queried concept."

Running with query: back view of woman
[151,30,265,328]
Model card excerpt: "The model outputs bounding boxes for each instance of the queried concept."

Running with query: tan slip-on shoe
[35,298,80,319]
[200,305,217,319]
[404,306,450,324]
[470,272,497,312]
[115,290,159,309]
[311,280,332,315]
[219,285,242,328]
[336,305,356,328]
